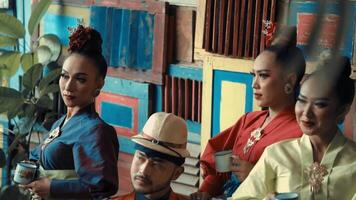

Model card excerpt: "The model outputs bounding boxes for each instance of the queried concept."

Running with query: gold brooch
[304,162,328,193]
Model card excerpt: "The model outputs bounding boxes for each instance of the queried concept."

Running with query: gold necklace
[243,115,272,154]
[243,128,263,154]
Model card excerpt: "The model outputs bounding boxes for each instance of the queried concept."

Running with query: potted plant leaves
[0,0,63,198]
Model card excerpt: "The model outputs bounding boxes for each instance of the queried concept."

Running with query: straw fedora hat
[131,112,190,158]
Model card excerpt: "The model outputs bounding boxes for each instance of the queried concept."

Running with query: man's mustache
[134,174,152,184]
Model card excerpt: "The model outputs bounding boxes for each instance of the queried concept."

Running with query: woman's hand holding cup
[230,155,254,181]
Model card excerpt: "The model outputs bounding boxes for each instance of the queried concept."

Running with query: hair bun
[68,25,103,54]
[271,26,297,48]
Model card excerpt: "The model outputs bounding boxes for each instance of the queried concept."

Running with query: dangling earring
[93,89,100,97]
[284,83,293,94]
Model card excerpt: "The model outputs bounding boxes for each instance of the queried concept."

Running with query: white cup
[275,192,299,200]
[13,161,38,185]
[214,150,232,172]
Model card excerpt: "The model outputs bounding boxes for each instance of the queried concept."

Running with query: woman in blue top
[25,25,119,199]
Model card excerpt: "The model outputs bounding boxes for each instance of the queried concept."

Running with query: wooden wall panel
[90,1,168,85]
[201,56,257,151]
[164,64,202,123]
[174,7,195,63]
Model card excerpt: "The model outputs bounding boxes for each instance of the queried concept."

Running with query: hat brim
[131,135,190,158]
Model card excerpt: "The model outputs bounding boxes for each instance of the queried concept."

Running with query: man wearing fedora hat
[111,112,190,200]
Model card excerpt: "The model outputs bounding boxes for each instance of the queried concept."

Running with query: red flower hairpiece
[262,20,277,47]
[68,25,94,53]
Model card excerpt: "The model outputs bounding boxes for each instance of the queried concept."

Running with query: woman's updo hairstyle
[68,25,108,79]
[265,26,306,92]
[309,55,355,107]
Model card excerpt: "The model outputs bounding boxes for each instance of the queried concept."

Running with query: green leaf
[28,0,53,36]
[38,68,61,91]
[22,63,43,90]
[0,36,18,47]
[20,52,39,72]
[37,45,52,65]
[0,148,6,167]
[7,103,24,119]
[39,34,61,62]
[40,83,59,97]
[0,13,25,38]
[0,51,21,77]
[37,95,52,109]
[23,104,36,119]
[18,116,37,135]
[0,87,23,115]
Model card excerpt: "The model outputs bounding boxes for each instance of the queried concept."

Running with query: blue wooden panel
[187,120,201,144]
[110,8,123,68]
[287,1,356,59]
[118,135,136,154]
[153,85,163,113]
[212,70,253,137]
[90,6,113,62]
[43,13,81,45]
[102,76,150,131]
[187,120,201,134]
[168,64,203,81]
[101,102,133,129]
[90,6,154,70]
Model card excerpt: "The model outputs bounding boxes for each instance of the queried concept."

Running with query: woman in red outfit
[191,31,306,199]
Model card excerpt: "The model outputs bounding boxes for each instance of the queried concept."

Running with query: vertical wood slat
[203,0,278,59]
[270,0,277,22]
[260,0,269,52]
[212,0,220,53]
[191,80,197,121]
[184,79,190,120]
[237,0,247,57]
[198,81,203,123]
[244,0,254,57]
[252,0,262,58]
[224,0,234,56]
[217,0,227,54]
[172,77,178,115]
[163,76,202,123]
[204,0,213,51]
[178,78,184,118]
[164,75,171,113]
[232,0,241,57]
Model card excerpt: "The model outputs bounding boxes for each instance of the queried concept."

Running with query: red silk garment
[199,107,302,196]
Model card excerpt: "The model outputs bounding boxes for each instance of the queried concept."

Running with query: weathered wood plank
[253,0,262,58]
[173,173,199,187]
[224,0,234,56]
[217,0,227,54]
[237,0,247,57]
[232,0,241,57]
[212,0,219,53]
[244,0,254,57]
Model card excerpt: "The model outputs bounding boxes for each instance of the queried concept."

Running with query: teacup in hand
[214,150,232,172]
[275,192,299,200]
[13,160,38,185]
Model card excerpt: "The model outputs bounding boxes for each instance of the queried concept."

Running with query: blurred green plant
[0,0,57,77]
[0,0,61,197]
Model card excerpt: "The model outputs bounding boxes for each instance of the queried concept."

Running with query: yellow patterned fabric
[231,134,356,200]
[39,166,78,180]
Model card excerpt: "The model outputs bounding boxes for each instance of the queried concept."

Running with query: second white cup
[214,150,233,172]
